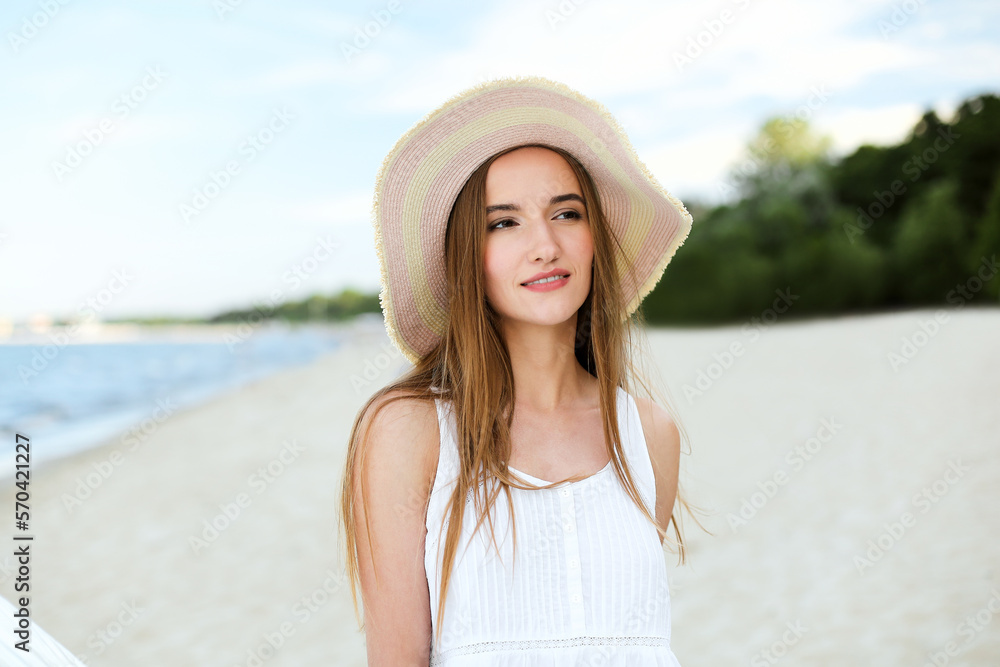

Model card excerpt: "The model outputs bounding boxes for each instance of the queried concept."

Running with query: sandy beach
[2,308,998,665]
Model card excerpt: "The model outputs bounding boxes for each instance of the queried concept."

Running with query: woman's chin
[500,308,583,329]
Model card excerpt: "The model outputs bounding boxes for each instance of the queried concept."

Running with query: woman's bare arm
[352,391,440,666]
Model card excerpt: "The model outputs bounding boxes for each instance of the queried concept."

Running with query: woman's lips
[521,275,569,292]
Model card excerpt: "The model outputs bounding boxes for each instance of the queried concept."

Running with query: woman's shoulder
[629,393,680,458]
[361,388,441,448]
[357,388,441,494]
[363,387,440,424]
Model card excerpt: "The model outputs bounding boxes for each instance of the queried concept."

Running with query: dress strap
[427,396,460,551]
[432,397,461,482]
[617,386,657,518]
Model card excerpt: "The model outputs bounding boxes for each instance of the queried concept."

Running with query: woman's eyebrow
[486,193,585,214]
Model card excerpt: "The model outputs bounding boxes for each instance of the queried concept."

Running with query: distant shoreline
[0,315,384,346]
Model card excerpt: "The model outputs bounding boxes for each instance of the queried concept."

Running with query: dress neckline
[508,459,614,487]
[506,385,627,489]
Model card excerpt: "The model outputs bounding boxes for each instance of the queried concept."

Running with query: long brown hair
[339,144,707,651]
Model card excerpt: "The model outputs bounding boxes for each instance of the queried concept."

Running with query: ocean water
[0,324,344,473]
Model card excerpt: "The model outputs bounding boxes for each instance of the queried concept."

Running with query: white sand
[2,308,997,665]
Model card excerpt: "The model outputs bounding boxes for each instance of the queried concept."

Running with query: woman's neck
[504,330,596,414]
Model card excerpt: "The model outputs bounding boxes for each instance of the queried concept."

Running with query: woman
[340,76,701,666]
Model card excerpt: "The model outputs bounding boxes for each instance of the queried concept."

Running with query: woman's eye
[489,218,515,231]
[489,211,582,230]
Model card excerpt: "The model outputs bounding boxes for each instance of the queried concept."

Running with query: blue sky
[1,0,998,323]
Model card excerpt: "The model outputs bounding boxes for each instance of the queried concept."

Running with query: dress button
[571,593,582,604]
[569,558,579,568]
[560,488,570,497]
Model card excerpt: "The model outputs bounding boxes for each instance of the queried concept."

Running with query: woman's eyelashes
[487,209,584,231]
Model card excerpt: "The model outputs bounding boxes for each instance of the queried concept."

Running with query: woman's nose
[526,217,560,261]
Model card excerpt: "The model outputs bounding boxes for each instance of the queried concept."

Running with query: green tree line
[206,288,381,324]
[642,92,1000,325]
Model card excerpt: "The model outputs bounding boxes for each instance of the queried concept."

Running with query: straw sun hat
[371,75,693,365]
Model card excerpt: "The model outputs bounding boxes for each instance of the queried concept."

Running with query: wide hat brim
[372,75,693,365]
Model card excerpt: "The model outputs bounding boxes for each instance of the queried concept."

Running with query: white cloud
[361,0,915,114]
[818,104,924,156]
[643,129,752,204]
[218,54,392,95]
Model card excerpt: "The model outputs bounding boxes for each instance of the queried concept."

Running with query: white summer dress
[424,385,682,666]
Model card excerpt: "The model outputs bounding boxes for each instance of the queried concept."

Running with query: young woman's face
[483,146,594,330]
